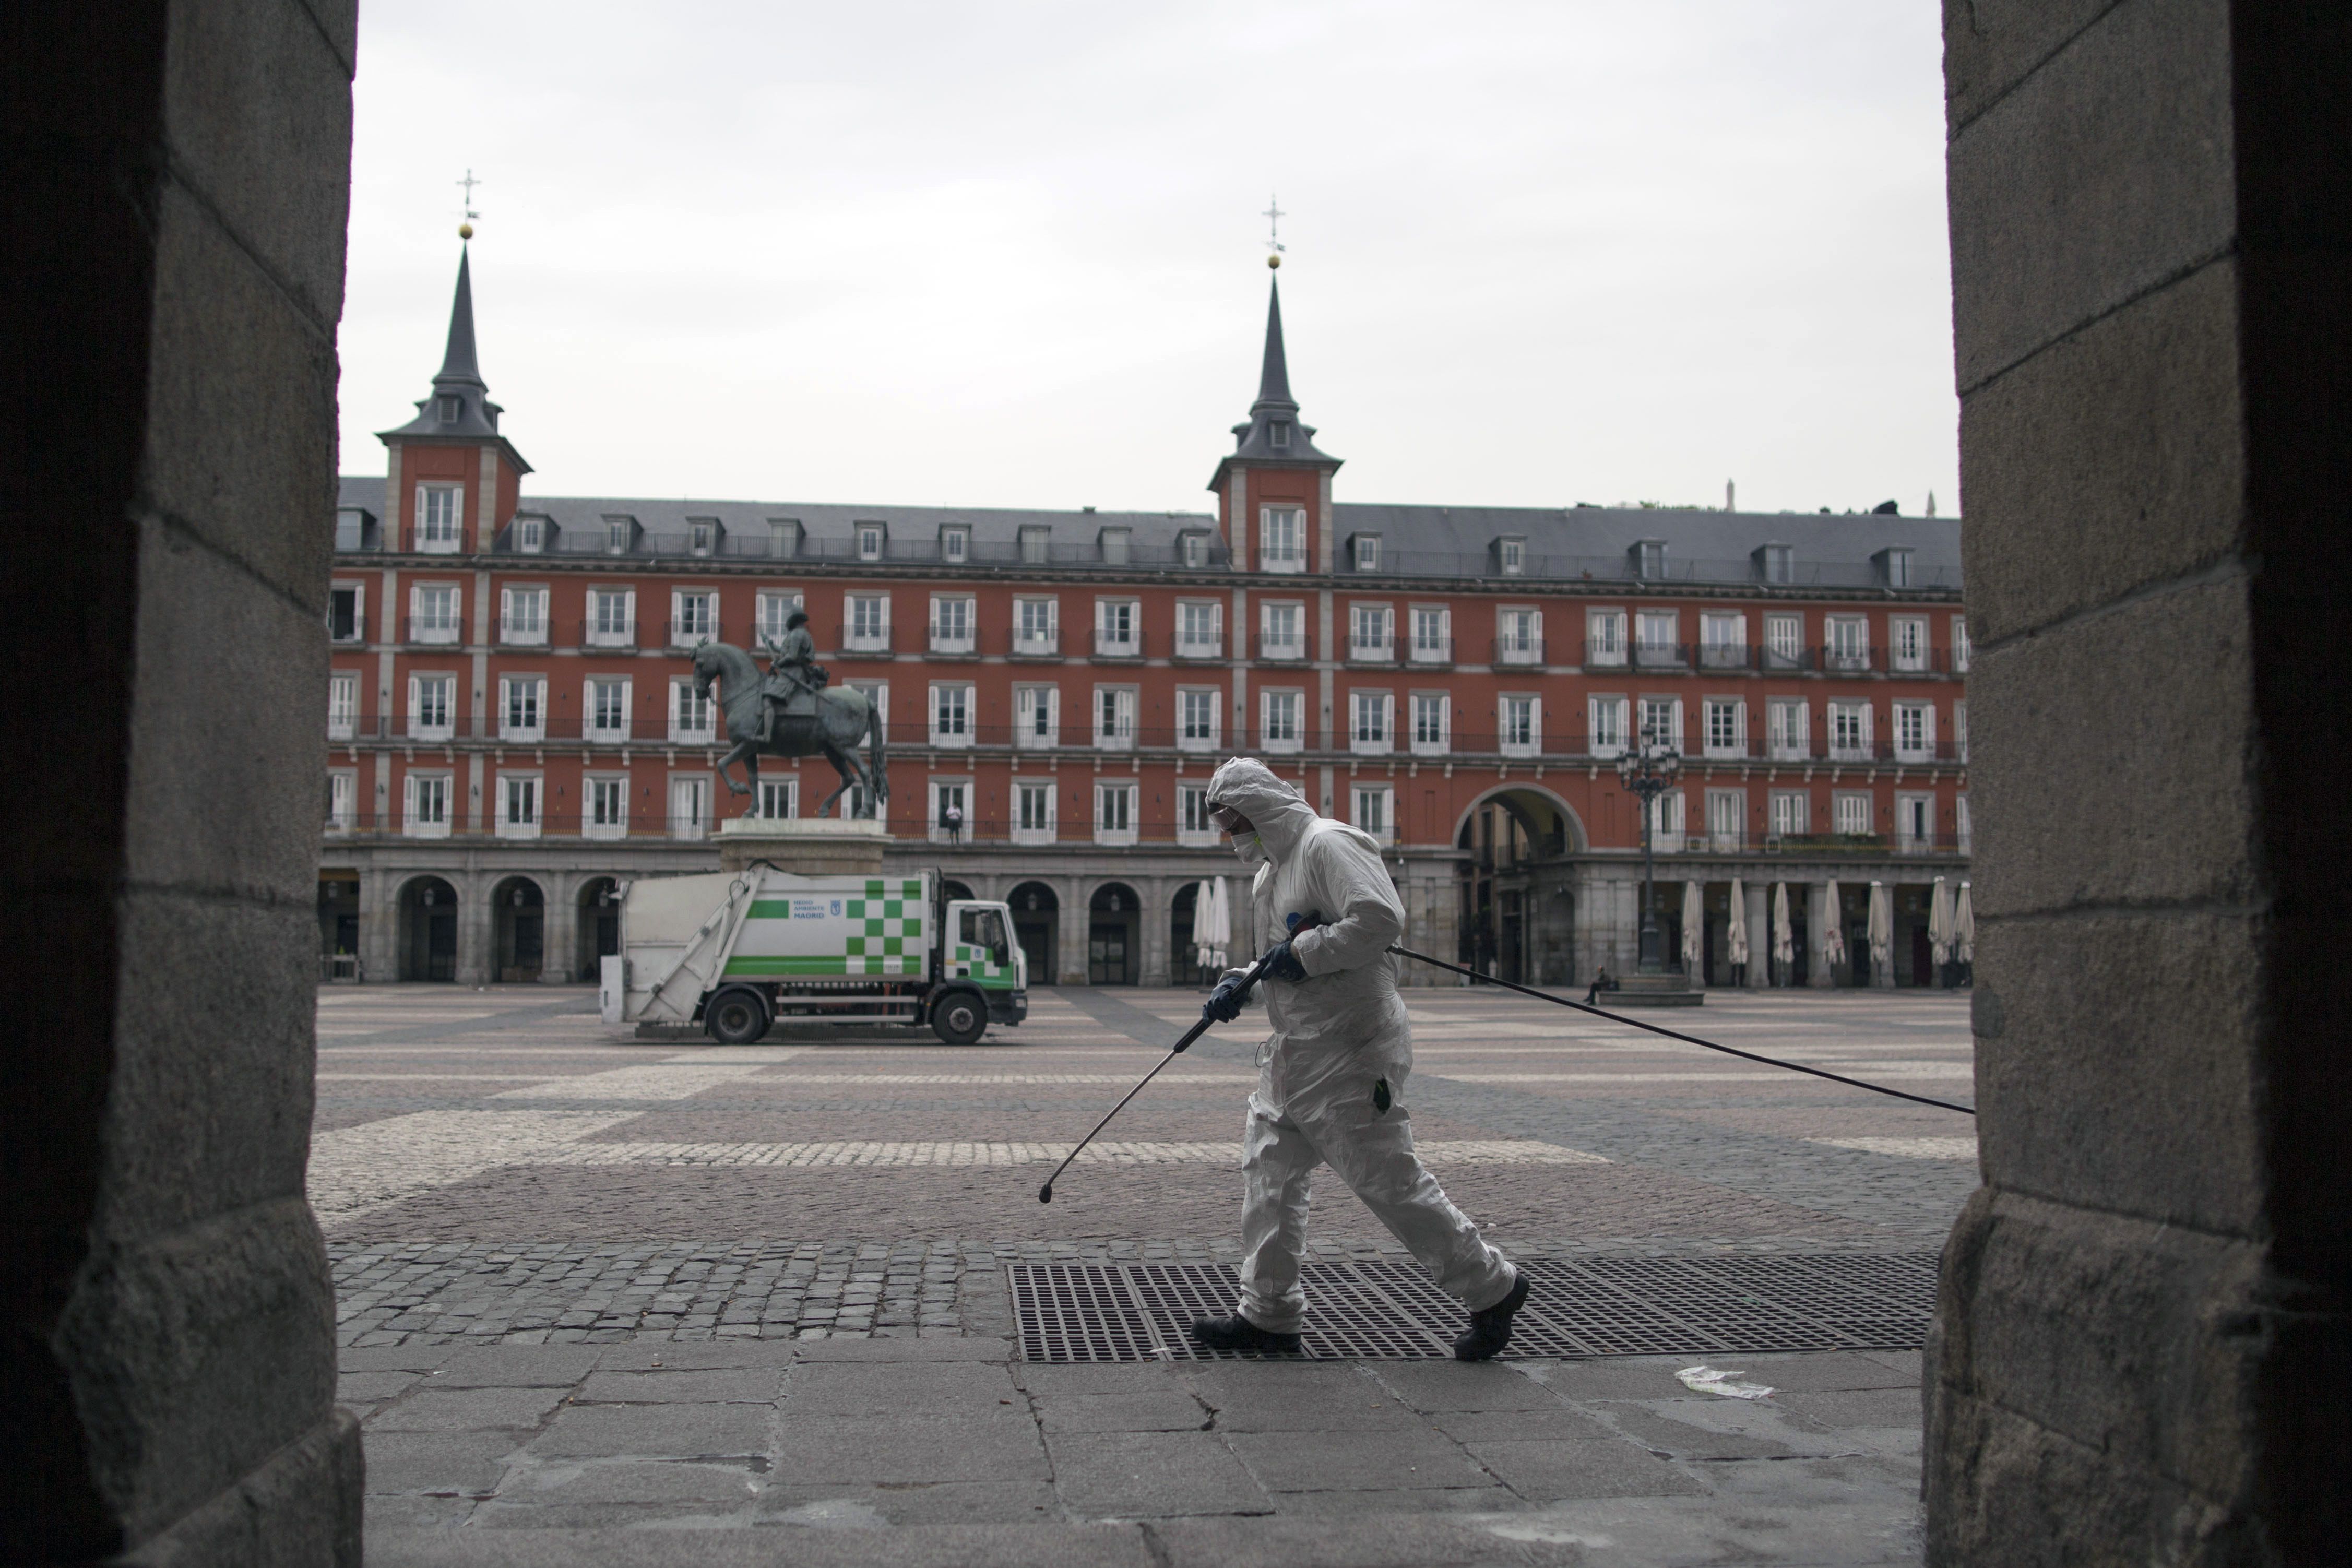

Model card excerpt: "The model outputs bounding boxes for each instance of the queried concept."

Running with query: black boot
[1453,1270,1530,1362]
[1189,1314,1302,1355]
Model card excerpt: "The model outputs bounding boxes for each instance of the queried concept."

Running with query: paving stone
[1185,1364,1420,1432]
[760,1480,1062,1526]
[341,1345,458,1373]
[593,1341,800,1371]
[1518,1357,1702,1402]
[1775,1387,1929,1431]
[574,1368,782,1404]
[1368,1361,1570,1413]
[369,1520,1164,1567]
[1714,1350,1922,1393]
[437,1346,603,1388]
[1013,1362,1194,1395]
[362,1430,526,1495]
[1426,1407,1618,1443]
[1270,1486,1530,1516]
[340,1370,424,1402]
[1599,1399,1851,1461]
[1034,1390,1211,1433]
[1044,1430,1271,1518]
[492,1457,768,1506]
[369,1387,568,1433]
[1150,1513,1590,1567]
[1466,1436,1705,1501]
[783,1361,1020,1416]
[1225,1426,1489,1492]
[772,1413,1049,1486]
[528,1403,773,1459]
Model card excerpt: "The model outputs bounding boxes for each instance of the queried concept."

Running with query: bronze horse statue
[690,642,889,819]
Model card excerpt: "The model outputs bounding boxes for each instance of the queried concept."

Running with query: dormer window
[688,519,717,557]
[768,518,801,559]
[515,516,544,554]
[436,394,460,423]
[1498,537,1526,576]
[1756,543,1793,584]
[1353,534,1382,572]
[1020,525,1050,565]
[942,527,969,564]
[857,523,885,562]
[1270,421,1291,450]
[1181,532,1210,568]
[1879,547,1914,588]
[1099,527,1131,565]
[604,516,635,555]
[1635,540,1668,579]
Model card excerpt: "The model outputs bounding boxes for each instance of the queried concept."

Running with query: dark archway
[1088,882,1141,985]
[1454,787,1583,985]
[1171,881,1201,989]
[398,876,460,982]
[492,876,546,983]
[576,878,622,982]
[317,870,360,981]
[1006,881,1058,988]
[941,878,975,903]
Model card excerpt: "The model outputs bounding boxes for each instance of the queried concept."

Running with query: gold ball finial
[1267,253,1281,269]
[459,222,474,240]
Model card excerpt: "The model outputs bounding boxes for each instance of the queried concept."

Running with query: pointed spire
[435,246,484,389]
[1255,277,1293,410]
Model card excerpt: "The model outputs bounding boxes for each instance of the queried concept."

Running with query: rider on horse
[757,609,828,744]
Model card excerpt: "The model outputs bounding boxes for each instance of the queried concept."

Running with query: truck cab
[942,899,1026,1029]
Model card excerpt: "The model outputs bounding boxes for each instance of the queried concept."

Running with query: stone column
[1744,880,1769,990]
[361,864,397,985]
[1807,879,1834,988]
[458,870,494,986]
[1058,876,1087,985]
[544,874,579,984]
[0,3,363,1561]
[1141,875,1169,987]
[1929,4,2350,1562]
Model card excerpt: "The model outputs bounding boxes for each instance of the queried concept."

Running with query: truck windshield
[961,908,1007,950]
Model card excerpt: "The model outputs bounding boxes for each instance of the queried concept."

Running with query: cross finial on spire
[1263,195,1286,267]
[456,169,481,239]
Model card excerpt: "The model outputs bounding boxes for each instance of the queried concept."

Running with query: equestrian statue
[691,613,889,819]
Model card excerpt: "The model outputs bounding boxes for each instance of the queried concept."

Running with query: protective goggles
[1207,803,1251,834]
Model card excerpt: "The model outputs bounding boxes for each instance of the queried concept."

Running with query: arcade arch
[397,876,460,983]
[575,878,622,982]
[1454,787,1585,986]
[1087,882,1141,985]
[1005,881,1058,988]
[491,876,547,983]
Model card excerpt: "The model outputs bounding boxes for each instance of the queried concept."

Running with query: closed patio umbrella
[1772,883,1795,975]
[1206,877,1231,970]
[1867,881,1893,983]
[1681,881,1703,973]
[1727,877,1750,971]
[1928,876,1954,969]
[1955,881,1975,966]
[1822,880,1847,969]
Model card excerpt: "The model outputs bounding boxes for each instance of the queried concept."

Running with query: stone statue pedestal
[1612,970,1704,1008]
[718,816,889,877]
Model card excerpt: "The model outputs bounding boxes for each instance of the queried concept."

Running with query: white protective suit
[1206,758,1517,1334]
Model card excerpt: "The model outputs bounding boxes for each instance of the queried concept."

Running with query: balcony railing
[498,617,550,646]
[1345,633,1396,663]
[1085,630,1144,660]
[831,625,895,657]
[1006,626,1061,658]
[1494,638,1546,667]
[401,616,464,647]
[482,526,1233,571]
[926,622,978,656]
[1407,637,1453,666]
[1252,632,1311,662]
[661,619,721,649]
[1171,630,1225,660]
[578,618,640,649]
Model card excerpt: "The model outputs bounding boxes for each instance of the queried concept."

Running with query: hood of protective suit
[1206,757,1322,866]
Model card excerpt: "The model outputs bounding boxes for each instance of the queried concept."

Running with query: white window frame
[326,770,355,832]
[1634,609,1680,667]
[1176,600,1222,658]
[1259,601,1305,660]
[586,588,637,649]
[1832,791,1875,838]
[1349,603,1395,662]
[941,526,969,564]
[929,594,976,655]
[856,523,885,562]
[669,776,710,841]
[756,777,798,822]
[1706,787,1745,852]
[407,672,456,741]
[415,484,461,553]
[1094,685,1136,751]
[755,590,805,648]
[845,593,891,652]
[1350,690,1395,755]
[1499,538,1526,575]
[409,583,461,646]
[1701,697,1747,760]
[1015,685,1060,750]
[1409,692,1450,757]
[1895,791,1935,851]
[1352,784,1395,846]
[1014,596,1059,655]
[1826,614,1870,671]
[1955,700,1969,764]
[1409,605,1451,663]
[1957,794,1973,852]
[1767,697,1810,762]
[586,677,633,744]
[1177,783,1217,847]
[1768,789,1809,841]
[1094,780,1138,846]
[1261,688,1304,754]
[1646,788,1686,853]
[499,585,549,645]
[498,773,543,840]
[1013,779,1057,846]
[1500,694,1540,758]
[1763,612,1803,669]
[670,589,717,648]
[670,678,716,744]
[500,675,547,742]
[1177,687,1221,753]
[1353,534,1381,572]
[1637,695,1684,753]
[1586,608,1626,667]
[1259,506,1305,573]
[1588,695,1628,758]
[403,771,452,838]
[328,581,366,644]
[327,672,358,740]
[1890,615,1929,673]
[1828,700,1875,762]
[1094,598,1140,657]
[1699,612,1748,669]
[1892,700,1936,763]
[1952,615,1973,674]
[1496,607,1542,666]
[929,779,971,845]
[586,776,630,840]
[930,682,974,749]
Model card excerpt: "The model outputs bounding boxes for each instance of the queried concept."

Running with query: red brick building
[322,251,1969,989]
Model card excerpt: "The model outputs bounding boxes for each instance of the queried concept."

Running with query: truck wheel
[706,987,770,1046]
[931,992,987,1047]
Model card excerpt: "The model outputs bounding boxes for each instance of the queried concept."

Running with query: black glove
[1267,910,1320,984]
[1202,971,1253,1023]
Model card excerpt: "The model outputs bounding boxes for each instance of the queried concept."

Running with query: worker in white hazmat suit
[1191,757,1530,1359]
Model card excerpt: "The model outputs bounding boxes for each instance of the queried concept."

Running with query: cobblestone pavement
[317,982,1973,1564]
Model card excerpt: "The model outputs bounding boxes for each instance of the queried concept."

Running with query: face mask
[1232,831,1268,868]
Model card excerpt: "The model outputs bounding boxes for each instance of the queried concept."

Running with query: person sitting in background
[1584,966,1615,1006]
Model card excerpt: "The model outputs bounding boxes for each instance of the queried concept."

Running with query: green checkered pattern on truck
[722,877,930,979]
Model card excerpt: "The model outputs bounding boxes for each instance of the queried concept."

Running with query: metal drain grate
[1008,1253,1938,1362]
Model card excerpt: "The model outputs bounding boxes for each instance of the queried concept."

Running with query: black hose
[1387,945,1976,1116]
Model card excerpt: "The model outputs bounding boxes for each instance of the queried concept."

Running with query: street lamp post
[1615,730,1683,975]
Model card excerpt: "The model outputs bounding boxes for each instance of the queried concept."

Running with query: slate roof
[1215,274,1338,473]
[376,247,531,470]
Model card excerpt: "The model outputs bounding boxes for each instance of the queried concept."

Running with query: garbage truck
[600,868,1026,1045]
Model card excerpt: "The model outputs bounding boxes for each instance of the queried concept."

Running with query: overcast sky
[340,1,1957,519]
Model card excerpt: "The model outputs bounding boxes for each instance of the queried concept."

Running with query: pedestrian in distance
[1584,966,1614,1006]
[1192,758,1529,1360]
[944,800,964,846]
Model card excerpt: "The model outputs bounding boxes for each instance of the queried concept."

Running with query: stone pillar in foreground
[1928,2,2350,1562]
[0,3,363,1561]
